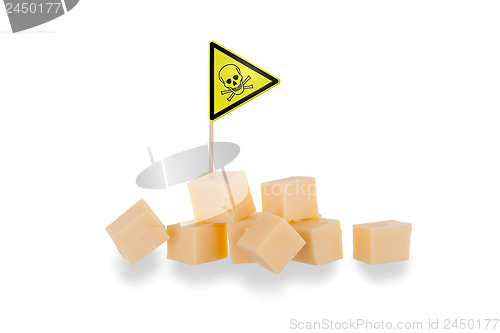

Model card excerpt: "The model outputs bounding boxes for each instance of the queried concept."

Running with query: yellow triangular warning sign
[210,41,279,121]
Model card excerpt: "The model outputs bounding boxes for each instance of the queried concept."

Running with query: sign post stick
[209,121,214,173]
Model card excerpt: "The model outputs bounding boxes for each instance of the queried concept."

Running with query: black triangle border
[210,41,279,121]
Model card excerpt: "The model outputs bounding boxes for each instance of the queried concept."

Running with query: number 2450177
[443,319,499,330]
[5,2,62,14]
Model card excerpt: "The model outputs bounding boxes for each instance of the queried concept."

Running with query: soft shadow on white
[112,251,160,282]
[170,259,340,290]
[355,260,411,281]
[0,31,56,34]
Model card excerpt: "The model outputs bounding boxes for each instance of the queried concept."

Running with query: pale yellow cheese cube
[261,176,319,222]
[188,171,256,223]
[106,199,170,265]
[167,222,227,265]
[237,212,305,273]
[292,218,343,265]
[226,212,262,264]
[353,220,412,264]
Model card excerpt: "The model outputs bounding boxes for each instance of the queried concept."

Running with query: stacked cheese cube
[168,172,343,273]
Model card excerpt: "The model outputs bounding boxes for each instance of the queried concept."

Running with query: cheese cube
[106,199,169,265]
[292,218,343,265]
[188,171,256,223]
[167,222,227,264]
[226,212,262,264]
[237,212,305,273]
[353,220,412,264]
[261,176,319,222]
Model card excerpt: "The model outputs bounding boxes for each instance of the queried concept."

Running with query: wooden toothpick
[209,121,214,173]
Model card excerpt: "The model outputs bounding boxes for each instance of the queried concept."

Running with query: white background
[1,1,499,332]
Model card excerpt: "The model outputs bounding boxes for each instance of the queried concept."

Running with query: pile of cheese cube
[107,172,411,273]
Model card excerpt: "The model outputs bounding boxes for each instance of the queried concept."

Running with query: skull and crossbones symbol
[218,64,253,102]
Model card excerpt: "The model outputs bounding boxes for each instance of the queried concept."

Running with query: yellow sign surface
[210,41,279,121]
